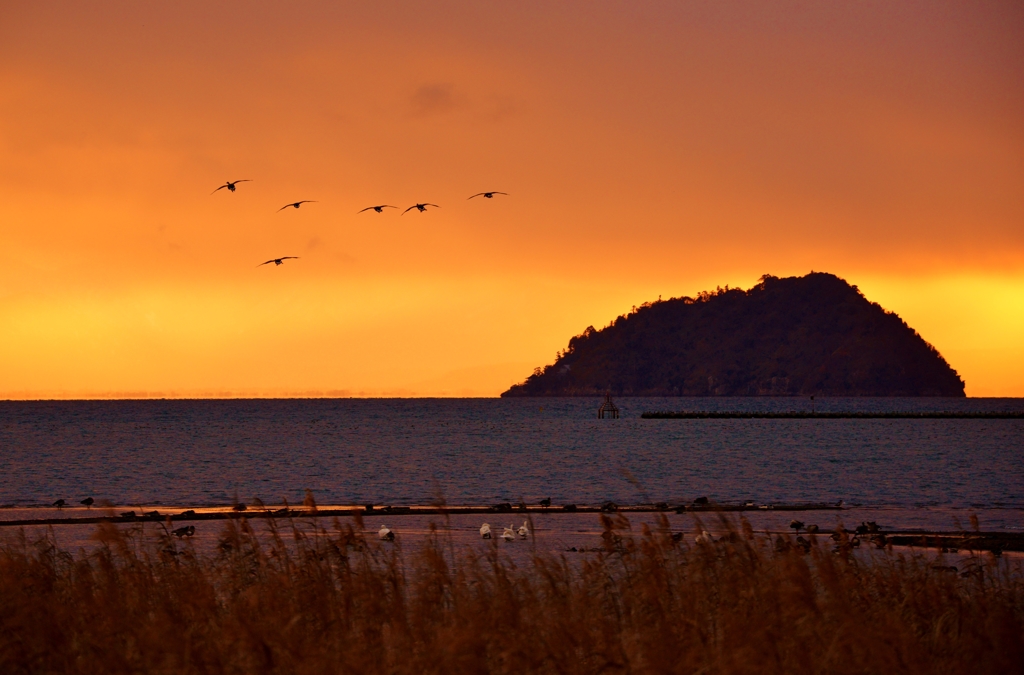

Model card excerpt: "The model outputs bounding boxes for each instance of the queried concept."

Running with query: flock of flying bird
[210,179,508,268]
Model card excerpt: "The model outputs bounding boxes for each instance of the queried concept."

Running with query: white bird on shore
[480,523,492,539]
[379,524,395,541]
[502,525,515,542]
[517,521,529,538]
[695,530,712,544]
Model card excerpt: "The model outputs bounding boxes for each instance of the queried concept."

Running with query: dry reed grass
[0,514,1021,674]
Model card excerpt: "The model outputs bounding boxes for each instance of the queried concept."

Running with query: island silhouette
[502,272,965,397]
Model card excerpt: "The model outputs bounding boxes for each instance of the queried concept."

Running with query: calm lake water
[1,398,1022,534]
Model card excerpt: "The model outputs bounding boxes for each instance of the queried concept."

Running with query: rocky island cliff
[502,273,965,397]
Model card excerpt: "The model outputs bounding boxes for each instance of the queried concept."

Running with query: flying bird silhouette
[258,256,299,267]
[468,191,507,200]
[402,203,439,214]
[211,180,252,194]
[277,200,317,211]
[357,205,397,214]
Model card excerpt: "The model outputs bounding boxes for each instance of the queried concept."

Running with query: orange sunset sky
[1,2,1022,398]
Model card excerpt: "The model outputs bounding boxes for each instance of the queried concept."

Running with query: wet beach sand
[5,503,1022,558]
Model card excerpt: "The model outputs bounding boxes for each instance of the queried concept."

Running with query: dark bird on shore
[401,203,439,214]
[693,496,709,505]
[172,525,195,538]
[277,200,317,211]
[53,499,66,510]
[81,497,94,508]
[358,205,397,214]
[258,256,299,267]
[790,519,804,531]
[232,503,247,512]
[539,498,551,507]
[468,191,507,200]
[211,180,251,194]
[855,521,880,534]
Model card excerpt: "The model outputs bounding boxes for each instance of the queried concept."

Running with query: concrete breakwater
[642,411,1024,419]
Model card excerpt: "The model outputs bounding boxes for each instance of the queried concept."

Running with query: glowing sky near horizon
[1,1,1022,397]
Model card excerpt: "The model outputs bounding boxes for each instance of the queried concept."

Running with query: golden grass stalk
[0,514,1020,674]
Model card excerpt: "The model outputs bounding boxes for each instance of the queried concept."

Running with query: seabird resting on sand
[379,525,395,541]
[502,525,516,542]
[480,523,492,539]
